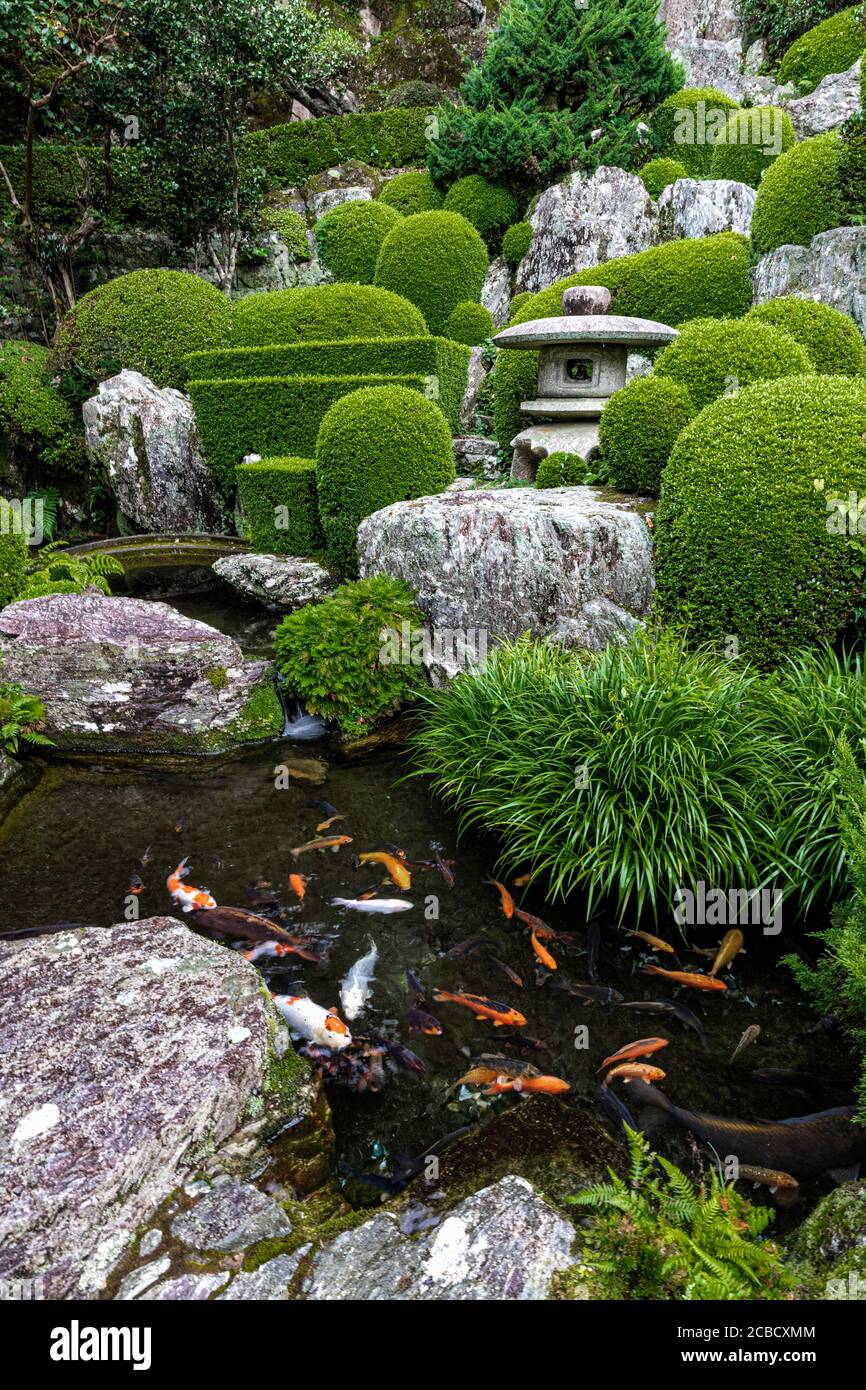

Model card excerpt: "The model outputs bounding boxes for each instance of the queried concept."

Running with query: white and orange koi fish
[166,858,217,913]
[271,993,352,1050]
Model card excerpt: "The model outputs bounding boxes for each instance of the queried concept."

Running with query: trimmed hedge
[188,372,430,493]
[379,169,444,216]
[777,6,866,91]
[502,220,533,267]
[639,157,688,198]
[0,511,29,607]
[0,142,165,228]
[655,375,866,666]
[316,384,455,575]
[55,269,233,393]
[751,132,843,255]
[442,175,519,249]
[709,106,797,187]
[445,301,493,346]
[242,108,432,188]
[236,456,324,555]
[314,200,403,283]
[492,233,753,452]
[745,297,866,376]
[183,336,471,430]
[229,283,427,346]
[0,341,87,475]
[374,210,489,335]
[654,316,814,411]
[598,376,695,494]
[535,452,587,487]
[649,87,741,177]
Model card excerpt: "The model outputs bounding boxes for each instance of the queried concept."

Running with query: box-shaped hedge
[242,108,432,188]
[187,372,431,491]
[184,335,471,431]
[236,456,324,555]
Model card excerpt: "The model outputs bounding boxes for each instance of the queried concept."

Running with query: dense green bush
[777,4,866,90]
[274,576,425,735]
[750,132,842,255]
[374,211,488,335]
[383,81,444,109]
[639,157,688,198]
[0,342,87,476]
[0,143,170,229]
[260,208,311,260]
[229,283,427,347]
[502,221,532,267]
[314,200,403,283]
[0,511,29,607]
[709,107,797,187]
[242,107,432,188]
[315,385,455,574]
[189,372,431,492]
[444,301,494,346]
[648,88,740,177]
[236,456,323,556]
[838,111,866,220]
[493,234,753,451]
[738,0,860,64]
[598,376,694,494]
[379,170,444,216]
[442,176,519,249]
[55,270,233,393]
[185,336,470,430]
[745,297,866,375]
[535,452,587,487]
[654,317,813,411]
[655,375,866,666]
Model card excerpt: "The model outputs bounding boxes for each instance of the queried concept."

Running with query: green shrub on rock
[709,107,797,187]
[502,221,533,267]
[654,316,813,411]
[261,208,311,260]
[838,110,866,221]
[236,457,324,555]
[0,509,29,607]
[374,211,489,335]
[655,375,866,666]
[442,175,519,250]
[649,87,740,177]
[535,452,587,487]
[745,297,866,376]
[639,157,688,199]
[445,301,494,346]
[598,376,694,494]
[55,270,233,393]
[750,132,842,255]
[314,200,403,284]
[777,6,866,91]
[379,170,444,217]
[315,384,455,575]
[230,283,428,347]
[0,342,87,476]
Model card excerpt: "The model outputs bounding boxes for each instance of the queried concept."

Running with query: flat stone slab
[171,1178,291,1253]
[213,553,333,610]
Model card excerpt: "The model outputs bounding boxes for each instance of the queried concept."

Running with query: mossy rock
[786,1181,866,1297]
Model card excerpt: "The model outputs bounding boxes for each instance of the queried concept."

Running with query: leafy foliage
[534,451,587,487]
[444,300,494,346]
[0,341,87,475]
[19,542,124,600]
[777,3,866,90]
[638,156,688,198]
[736,0,861,64]
[709,106,797,187]
[442,176,519,250]
[648,87,740,177]
[229,283,427,347]
[379,169,444,217]
[598,375,694,494]
[745,296,866,376]
[374,210,488,336]
[501,220,532,267]
[314,199,403,284]
[0,669,52,755]
[654,317,814,412]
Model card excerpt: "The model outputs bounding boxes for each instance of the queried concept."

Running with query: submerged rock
[516,167,657,293]
[0,917,318,1299]
[752,227,866,338]
[0,591,279,752]
[212,553,333,611]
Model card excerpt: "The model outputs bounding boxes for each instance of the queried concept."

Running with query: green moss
[227,681,285,742]
[314,200,403,284]
[444,300,493,346]
[374,210,489,335]
[654,316,814,411]
[379,169,444,216]
[229,283,427,348]
[501,220,532,267]
[751,132,843,255]
[236,456,324,555]
[778,5,866,91]
[639,157,688,198]
[204,666,228,690]
[786,1182,866,1297]
[709,106,797,187]
[745,296,866,376]
[442,175,519,250]
[0,510,29,607]
[0,341,87,476]
[242,107,433,188]
[649,87,741,177]
[260,208,311,260]
[598,376,695,494]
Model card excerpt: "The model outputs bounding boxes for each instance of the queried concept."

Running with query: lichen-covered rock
[218,1248,311,1300]
[0,592,278,752]
[458,346,490,430]
[140,1272,231,1301]
[0,750,22,801]
[787,1182,866,1299]
[452,435,501,477]
[358,486,654,679]
[516,168,657,294]
[660,0,739,44]
[83,371,229,533]
[752,227,866,338]
[481,255,512,327]
[171,1178,291,1253]
[786,61,861,139]
[212,553,333,611]
[0,918,316,1299]
[657,178,756,242]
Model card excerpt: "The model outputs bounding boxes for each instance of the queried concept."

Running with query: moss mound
[314,200,403,284]
[598,376,694,494]
[709,106,796,187]
[0,341,87,475]
[654,316,814,411]
[230,283,428,347]
[502,221,533,267]
[639,157,688,198]
[374,210,489,335]
[745,297,866,376]
[442,175,520,249]
[778,6,866,92]
[445,300,494,346]
[379,169,444,217]
[535,452,587,487]
[649,87,741,177]
[750,132,842,255]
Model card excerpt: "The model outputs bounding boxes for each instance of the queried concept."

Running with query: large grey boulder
[516,167,657,293]
[358,486,654,679]
[83,371,229,534]
[482,256,512,328]
[785,61,862,139]
[213,553,333,611]
[660,0,739,44]
[657,177,756,242]
[0,592,274,751]
[672,39,744,98]
[752,226,866,337]
[0,918,315,1299]
[299,1175,577,1300]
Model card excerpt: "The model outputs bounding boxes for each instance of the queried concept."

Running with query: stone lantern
[492,286,678,480]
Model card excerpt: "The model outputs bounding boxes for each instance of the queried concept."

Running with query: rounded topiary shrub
[55,269,233,392]
[838,111,866,222]
[777,7,866,92]
[598,376,694,494]
[445,300,494,345]
[535,452,586,487]
[230,283,428,347]
[745,297,866,376]
[314,200,403,284]
[374,211,489,335]
[655,375,866,666]
[442,175,519,249]
[649,87,741,177]
[654,316,814,411]
[751,132,842,255]
[0,341,87,475]
[379,169,444,217]
[502,221,533,268]
[709,106,796,187]
[639,157,688,199]
[0,508,29,607]
[316,385,455,574]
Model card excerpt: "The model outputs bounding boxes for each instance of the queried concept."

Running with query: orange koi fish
[291,836,353,856]
[483,1074,571,1097]
[288,872,307,900]
[600,1037,669,1070]
[432,990,526,1028]
[709,929,745,978]
[531,931,557,971]
[643,966,727,992]
[358,851,411,890]
[166,858,217,913]
[486,877,515,918]
[603,1062,666,1088]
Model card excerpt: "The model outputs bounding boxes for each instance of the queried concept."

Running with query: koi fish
[128,874,145,896]
[331,896,413,914]
[447,936,501,958]
[357,851,411,890]
[513,907,551,935]
[316,814,345,832]
[291,836,353,855]
[190,905,295,945]
[628,930,675,954]
[166,858,217,913]
[490,957,524,988]
[140,846,154,868]
[643,965,727,992]
[618,998,710,1048]
[432,990,527,1028]
[531,931,557,971]
[243,941,299,963]
[174,815,187,834]
[406,966,425,1001]
[552,979,623,1005]
[340,938,377,1021]
[709,928,745,977]
[306,797,340,818]
[288,873,307,900]
[272,993,352,1050]
[513,873,533,887]
[600,1037,669,1070]
[484,1032,547,1054]
[603,1062,666,1088]
[729,1023,761,1064]
[408,1005,443,1036]
[483,1074,571,1097]
[447,1065,507,1095]
[486,877,515,919]
[735,1164,800,1192]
